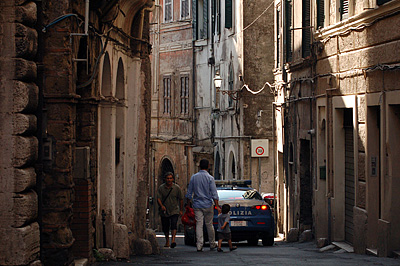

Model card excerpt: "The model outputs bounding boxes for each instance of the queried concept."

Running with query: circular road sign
[256,146,264,156]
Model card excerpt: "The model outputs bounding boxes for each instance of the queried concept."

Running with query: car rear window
[218,189,263,200]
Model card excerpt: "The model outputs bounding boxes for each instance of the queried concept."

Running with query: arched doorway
[160,158,174,183]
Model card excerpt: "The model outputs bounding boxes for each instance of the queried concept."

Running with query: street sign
[251,139,269,157]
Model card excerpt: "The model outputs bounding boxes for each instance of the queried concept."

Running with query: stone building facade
[192,0,275,192]
[274,0,400,256]
[149,0,195,230]
[0,0,153,264]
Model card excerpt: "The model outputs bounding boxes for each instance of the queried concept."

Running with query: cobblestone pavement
[95,233,400,266]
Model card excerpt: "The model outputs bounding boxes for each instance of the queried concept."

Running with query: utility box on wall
[251,139,269,157]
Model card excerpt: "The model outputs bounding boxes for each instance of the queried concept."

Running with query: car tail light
[257,222,266,225]
[251,205,269,210]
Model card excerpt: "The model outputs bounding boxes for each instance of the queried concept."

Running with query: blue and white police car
[183,180,275,246]
[213,180,275,246]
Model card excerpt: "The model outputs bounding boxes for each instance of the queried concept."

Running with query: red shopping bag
[181,205,196,226]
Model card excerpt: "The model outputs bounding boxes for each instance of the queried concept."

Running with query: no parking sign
[251,139,269,157]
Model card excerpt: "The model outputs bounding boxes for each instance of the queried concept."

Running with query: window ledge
[194,39,208,46]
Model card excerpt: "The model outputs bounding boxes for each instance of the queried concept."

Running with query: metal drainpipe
[85,0,89,35]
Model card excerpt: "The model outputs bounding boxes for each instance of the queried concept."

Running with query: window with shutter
[340,0,349,20]
[276,7,281,67]
[317,0,324,28]
[180,76,189,115]
[163,76,171,115]
[215,0,221,34]
[202,0,209,39]
[181,0,190,19]
[225,0,233,28]
[302,0,311,57]
[196,0,208,39]
[285,0,293,62]
[193,0,197,39]
[164,0,173,22]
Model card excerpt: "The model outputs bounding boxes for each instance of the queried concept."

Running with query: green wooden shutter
[225,0,232,28]
[285,0,292,62]
[204,0,209,39]
[302,0,311,57]
[340,0,349,20]
[317,0,324,28]
[276,8,280,67]
[193,0,198,39]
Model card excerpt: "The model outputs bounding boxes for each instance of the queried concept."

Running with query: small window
[115,138,120,165]
[181,0,190,19]
[164,0,173,22]
[163,76,171,114]
[180,76,189,114]
[228,64,234,107]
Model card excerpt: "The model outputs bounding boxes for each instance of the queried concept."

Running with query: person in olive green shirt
[157,172,183,248]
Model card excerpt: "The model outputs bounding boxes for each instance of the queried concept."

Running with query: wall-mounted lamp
[214,73,241,100]
[214,74,222,90]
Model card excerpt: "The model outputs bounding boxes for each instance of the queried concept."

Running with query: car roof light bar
[215,180,252,187]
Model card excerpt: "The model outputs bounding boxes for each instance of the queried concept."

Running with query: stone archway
[160,158,175,183]
[98,51,116,248]
[115,58,126,223]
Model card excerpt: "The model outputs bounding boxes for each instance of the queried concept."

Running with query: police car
[183,180,275,246]
[213,180,275,246]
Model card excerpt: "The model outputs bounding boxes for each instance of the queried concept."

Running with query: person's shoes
[164,243,170,248]
[171,242,176,248]
[209,242,217,250]
[230,246,237,251]
[197,248,203,252]
[217,248,223,252]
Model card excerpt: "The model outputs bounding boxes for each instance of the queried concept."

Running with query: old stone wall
[241,0,276,193]
[40,0,76,264]
[312,2,400,256]
[0,0,41,265]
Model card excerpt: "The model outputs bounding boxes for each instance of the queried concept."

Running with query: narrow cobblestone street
[95,233,400,266]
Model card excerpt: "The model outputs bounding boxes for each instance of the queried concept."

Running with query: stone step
[366,248,377,256]
[75,258,88,266]
[332,241,354,253]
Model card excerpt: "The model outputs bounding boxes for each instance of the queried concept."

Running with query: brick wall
[72,179,93,258]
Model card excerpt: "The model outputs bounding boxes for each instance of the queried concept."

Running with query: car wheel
[247,237,259,246]
[262,236,274,246]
